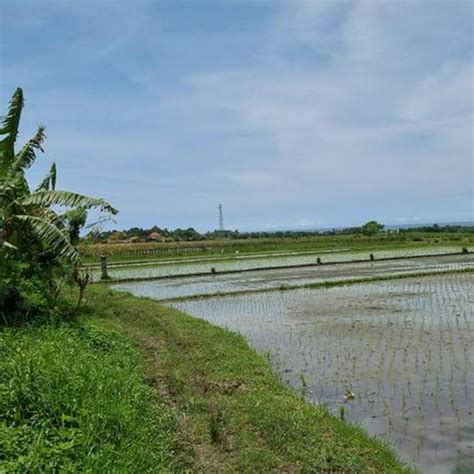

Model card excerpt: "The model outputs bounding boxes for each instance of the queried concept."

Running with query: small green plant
[209,406,225,445]
[300,372,308,396]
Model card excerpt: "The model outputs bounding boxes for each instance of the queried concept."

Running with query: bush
[0,252,63,325]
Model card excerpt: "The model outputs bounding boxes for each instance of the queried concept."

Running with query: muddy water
[112,253,474,300]
[171,274,474,473]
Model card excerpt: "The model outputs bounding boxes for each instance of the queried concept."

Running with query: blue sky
[1,0,472,231]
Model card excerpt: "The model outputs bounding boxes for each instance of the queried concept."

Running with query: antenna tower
[218,203,224,231]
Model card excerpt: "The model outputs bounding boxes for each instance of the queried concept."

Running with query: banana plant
[0,88,117,263]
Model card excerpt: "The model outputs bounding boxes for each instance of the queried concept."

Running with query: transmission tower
[218,203,225,231]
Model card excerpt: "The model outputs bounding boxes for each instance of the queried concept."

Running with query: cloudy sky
[1,0,472,231]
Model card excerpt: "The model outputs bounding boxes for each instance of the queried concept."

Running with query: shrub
[0,253,61,324]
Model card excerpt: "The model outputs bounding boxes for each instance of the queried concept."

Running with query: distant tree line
[86,226,205,243]
[85,221,473,244]
[397,224,474,233]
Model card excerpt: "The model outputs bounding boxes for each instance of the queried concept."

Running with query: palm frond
[0,88,24,169]
[84,214,116,230]
[19,190,118,215]
[37,206,66,230]
[11,125,46,173]
[15,214,79,262]
[36,162,57,191]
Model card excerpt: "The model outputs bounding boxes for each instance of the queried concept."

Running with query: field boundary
[92,250,471,284]
[155,267,474,303]
[84,247,353,268]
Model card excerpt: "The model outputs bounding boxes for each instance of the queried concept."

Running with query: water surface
[170,274,474,473]
[112,253,474,300]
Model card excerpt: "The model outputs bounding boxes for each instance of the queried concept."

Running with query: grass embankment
[89,286,412,473]
[1,287,413,472]
[0,319,192,472]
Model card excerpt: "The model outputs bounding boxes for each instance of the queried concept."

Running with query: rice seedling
[170,273,474,473]
[90,245,473,282]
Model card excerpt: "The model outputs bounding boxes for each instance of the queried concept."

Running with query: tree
[64,207,88,245]
[108,230,126,242]
[0,88,117,321]
[0,88,117,262]
[361,220,384,237]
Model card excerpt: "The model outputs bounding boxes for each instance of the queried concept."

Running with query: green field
[81,231,474,264]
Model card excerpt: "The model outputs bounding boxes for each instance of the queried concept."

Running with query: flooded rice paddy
[91,245,470,282]
[111,250,474,473]
[112,253,474,300]
[169,273,473,473]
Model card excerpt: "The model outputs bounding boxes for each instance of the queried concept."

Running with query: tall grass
[0,320,191,472]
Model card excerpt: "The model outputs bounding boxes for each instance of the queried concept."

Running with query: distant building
[147,232,165,242]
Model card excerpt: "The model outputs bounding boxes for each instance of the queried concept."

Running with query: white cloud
[341,0,384,64]
[186,0,473,212]
[398,63,473,122]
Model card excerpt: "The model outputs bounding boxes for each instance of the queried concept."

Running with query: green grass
[81,232,474,264]
[0,319,193,473]
[90,286,414,473]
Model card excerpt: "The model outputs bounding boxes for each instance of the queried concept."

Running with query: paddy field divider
[90,249,471,284]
